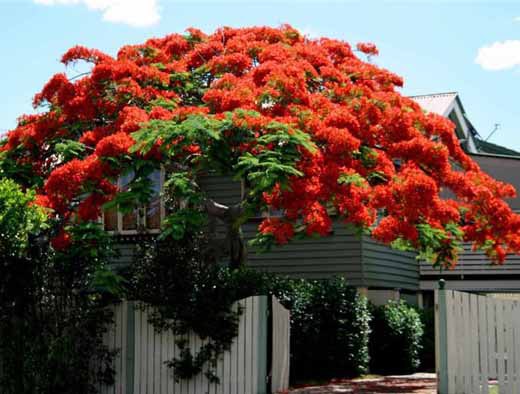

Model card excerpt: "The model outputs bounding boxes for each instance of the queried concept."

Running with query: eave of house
[410,92,479,154]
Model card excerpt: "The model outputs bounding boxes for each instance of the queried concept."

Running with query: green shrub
[285,277,371,382]
[369,300,424,374]
[419,307,435,371]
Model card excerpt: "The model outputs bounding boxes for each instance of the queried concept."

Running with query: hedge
[369,300,424,374]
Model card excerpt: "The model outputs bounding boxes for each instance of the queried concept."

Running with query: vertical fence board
[497,299,507,390]
[272,297,290,393]
[514,303,520,393]
[488,298,498,380]
[505,301,514,394]
[469,294,480,393]
[478,296,489,394]
[237,299,246,394]
[455,293,469,393]
[133,307,140,394]
[251,297,258,394]
[230,302,238,394]
[446,290,456,393]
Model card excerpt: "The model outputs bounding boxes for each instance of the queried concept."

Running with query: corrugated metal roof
[409,92,458,116]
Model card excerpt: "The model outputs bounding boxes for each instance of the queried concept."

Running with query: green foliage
[390,222,464,266]
[286,277,371,382]
[0,188,118,394]
[419,307,436,372]
[128,235,244,382]
[54,139,87,161]
[337,172,367,188]
[369,300,424,374]
[0,146,44,188]
[235,122,315,205]
[0,178,47,258]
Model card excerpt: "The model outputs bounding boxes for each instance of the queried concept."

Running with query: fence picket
[514,302,520,392]
[496,299,507,390]
[506,301,515,394]
[445,290,456,393]
[478,295,489,394]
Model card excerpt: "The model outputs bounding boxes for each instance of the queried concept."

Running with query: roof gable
[409,92,458,117]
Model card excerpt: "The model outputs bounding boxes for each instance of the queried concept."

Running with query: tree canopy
[1,25,519,267]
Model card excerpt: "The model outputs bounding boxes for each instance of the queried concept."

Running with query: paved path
[288,373,437,394]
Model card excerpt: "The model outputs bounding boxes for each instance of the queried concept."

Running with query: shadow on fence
[99,295,289,394]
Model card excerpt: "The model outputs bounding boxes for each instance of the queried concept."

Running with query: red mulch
[287,376,437,394]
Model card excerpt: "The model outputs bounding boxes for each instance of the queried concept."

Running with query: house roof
[409,92,458,117]
[410,91,520,157]
[474,139,520,156]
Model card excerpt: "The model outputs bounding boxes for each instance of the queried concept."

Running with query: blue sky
[2,1,520,149]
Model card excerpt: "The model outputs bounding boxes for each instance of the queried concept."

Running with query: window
[103,168,165,234]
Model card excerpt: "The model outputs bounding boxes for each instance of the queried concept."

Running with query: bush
[369,300,424,374]
[284,277,371,382]
[419,307,435,371]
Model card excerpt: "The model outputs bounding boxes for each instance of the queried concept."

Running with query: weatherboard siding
[198,174,242,207]
[361,236,419,290]
[420,242,520,277]
[244,221,365,284]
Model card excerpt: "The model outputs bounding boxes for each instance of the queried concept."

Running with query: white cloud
[475,40,520,71]
[33,0,160,27]
[514,16,520,22]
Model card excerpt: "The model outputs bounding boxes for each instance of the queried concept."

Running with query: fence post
[436,279,449,394]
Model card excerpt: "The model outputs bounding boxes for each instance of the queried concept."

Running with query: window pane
[121,170,138,231]
[146,198,161,229]
[104,208,118,231]
[146,170,161,230]
[123,210,138,231]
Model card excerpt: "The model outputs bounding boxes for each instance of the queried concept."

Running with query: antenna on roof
[485,123,501,141]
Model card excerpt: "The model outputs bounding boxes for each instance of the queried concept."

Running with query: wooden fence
[100,296,289,394]
[436,288,520,394]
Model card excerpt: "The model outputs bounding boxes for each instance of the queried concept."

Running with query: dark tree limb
[204,199,247,269]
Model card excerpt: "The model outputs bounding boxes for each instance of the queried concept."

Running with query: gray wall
[245,222,365,284]
[420,243,520,278]
[361,236,419,291]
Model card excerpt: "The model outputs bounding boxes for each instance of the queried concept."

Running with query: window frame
[102,167,165,235]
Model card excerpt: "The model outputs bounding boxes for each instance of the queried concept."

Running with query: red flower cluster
[259,218,295,244]
[2,25,520,264]
[356,42,379,56]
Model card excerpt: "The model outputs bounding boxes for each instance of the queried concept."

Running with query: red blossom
[51,229,72,251]
[2,25,520,266]
[356,42,379,56]
[95,132,134,158]
[259,218,295,244]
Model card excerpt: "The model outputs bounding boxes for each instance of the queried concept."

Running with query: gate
[99,295,290,394]
[436,283,520,394]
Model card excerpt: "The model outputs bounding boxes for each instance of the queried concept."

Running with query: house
[413,93,520,307]
[107,92,520,307]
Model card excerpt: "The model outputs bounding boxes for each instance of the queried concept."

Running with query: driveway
[288,373,437,394]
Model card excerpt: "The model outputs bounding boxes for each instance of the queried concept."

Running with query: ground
[288,373,437,394]
[288,374,500,394]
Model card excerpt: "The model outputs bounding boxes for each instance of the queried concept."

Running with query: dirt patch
[288,374,437,394]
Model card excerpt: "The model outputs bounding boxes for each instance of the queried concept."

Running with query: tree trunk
[205,199,247,268]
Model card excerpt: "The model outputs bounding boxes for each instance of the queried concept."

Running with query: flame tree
[1,25,519,267]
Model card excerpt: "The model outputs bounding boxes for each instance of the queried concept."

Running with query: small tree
[0,179,117,394]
